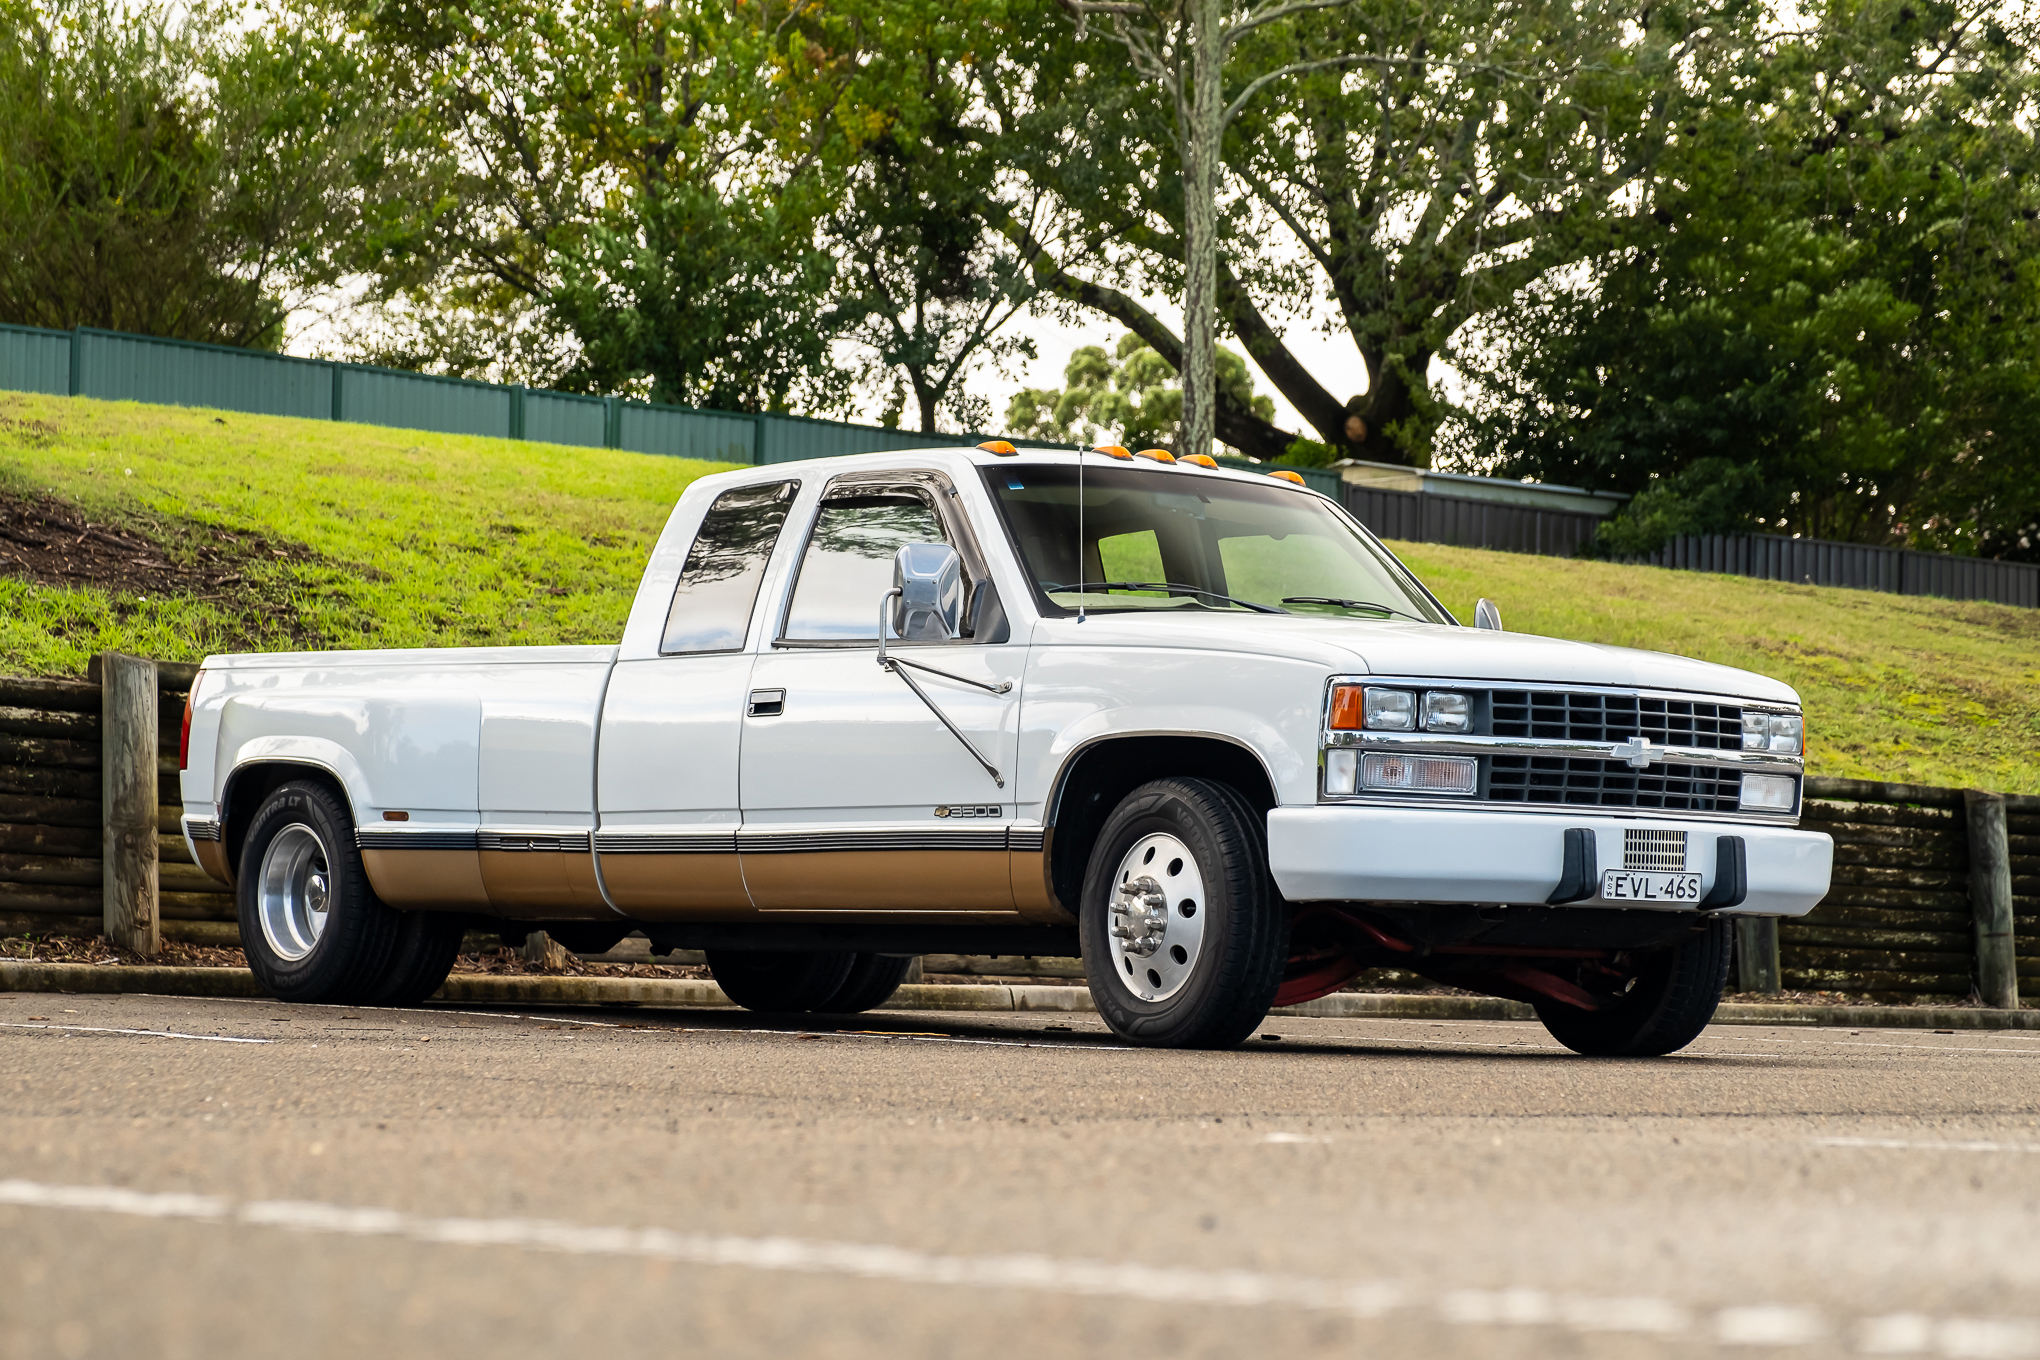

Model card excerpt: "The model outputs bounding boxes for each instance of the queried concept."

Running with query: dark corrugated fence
[1341,484,1605,557]
[1641,533,2039,609]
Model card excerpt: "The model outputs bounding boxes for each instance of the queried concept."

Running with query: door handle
[748,689,785,717]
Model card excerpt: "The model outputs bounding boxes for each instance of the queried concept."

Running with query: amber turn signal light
[1328,684,1366,730]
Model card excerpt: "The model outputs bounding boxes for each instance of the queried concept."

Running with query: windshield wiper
[1281,596,1428,623]
[1042,581,1289,615]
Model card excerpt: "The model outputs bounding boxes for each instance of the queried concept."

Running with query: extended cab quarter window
[660,481,798,654]
[781,489,951,642]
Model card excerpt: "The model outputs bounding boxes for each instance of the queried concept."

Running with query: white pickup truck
[178,444,1832,1054]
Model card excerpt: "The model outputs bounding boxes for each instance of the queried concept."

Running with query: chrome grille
[1487,757,1741,813]
[1490,691,1743,750]
[1623,829,1689,872]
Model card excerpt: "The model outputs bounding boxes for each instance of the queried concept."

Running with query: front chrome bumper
[1265,806,1833,917]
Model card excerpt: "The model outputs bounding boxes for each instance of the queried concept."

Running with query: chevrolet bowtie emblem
[1611,736,1661,769]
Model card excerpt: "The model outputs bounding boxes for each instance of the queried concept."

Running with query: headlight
[1741,710,1804,755]
[1740,772,1797,812]
[1422,691,1471,733]
[1363,687,1415,730]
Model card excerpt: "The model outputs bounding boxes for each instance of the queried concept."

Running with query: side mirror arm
[876,586,1011,787]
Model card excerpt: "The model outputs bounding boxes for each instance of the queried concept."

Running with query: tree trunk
[1178,0,1223,460]
[1218,262,1350,449]
[1355,352,1426,467]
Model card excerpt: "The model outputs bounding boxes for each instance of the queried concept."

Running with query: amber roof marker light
[1267,469,1307,485]
[977,440,1019,456]
[1093,444,1133,460]
[1134,448,1176,463]
[1178,453,1219,468]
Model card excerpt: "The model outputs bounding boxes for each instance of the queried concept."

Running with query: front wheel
[1535,919,1732,1057]
[1079,778,1287,1049]
[237,780,399,1004]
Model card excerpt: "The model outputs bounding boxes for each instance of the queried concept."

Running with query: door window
[781,491,949,642]
[660,481,798,654]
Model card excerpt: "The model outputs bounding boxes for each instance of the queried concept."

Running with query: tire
[1535,919,1732,1057]
[358,912,466,1007]
[816,955,916,1014]
[1079,778,1287,1049]
[706,949,857,1013]
[237,779,399,1004]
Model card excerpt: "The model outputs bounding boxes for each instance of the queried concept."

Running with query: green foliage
[1279,439,1337,469]
[828,28,1039,434]
[328,0,853,409]
[1005,333,1272,452]
[1452,0,2040,562]
[0,0,365,346]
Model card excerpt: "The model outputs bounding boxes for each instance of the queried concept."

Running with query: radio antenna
[1076,445,1086,623]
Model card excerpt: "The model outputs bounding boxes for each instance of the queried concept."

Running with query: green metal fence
[0,322,1071,465]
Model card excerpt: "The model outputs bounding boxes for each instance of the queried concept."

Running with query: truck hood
[1033,615,1799,704]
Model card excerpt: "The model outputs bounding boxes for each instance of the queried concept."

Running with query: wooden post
[99,652,160,956]
[1734,918,1781,994]
[1964,790,2017,1010]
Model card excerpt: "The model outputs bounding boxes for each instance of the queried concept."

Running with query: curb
[4,961,2035,1030]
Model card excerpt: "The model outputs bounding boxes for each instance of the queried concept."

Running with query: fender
[215,691,481,816]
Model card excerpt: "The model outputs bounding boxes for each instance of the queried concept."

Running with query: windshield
[981,463,1452,623]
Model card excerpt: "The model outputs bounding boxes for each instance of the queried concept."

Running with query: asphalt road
[4,991,2038,1360]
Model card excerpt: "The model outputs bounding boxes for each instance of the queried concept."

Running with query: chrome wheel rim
[257,824,331,963]
[1106,832,1207,1002]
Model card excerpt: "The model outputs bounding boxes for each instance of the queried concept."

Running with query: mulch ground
[0,484,315,599]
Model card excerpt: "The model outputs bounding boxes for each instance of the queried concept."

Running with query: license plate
[1599,869,1704,903]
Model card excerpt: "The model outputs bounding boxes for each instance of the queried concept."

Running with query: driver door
[738,473,1025,918]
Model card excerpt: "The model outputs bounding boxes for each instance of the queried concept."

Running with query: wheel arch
[219,759,360,879]
[1043,733,1278,915]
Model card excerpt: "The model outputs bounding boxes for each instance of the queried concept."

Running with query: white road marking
[1813,1138,2040,1155]
[3,1179,2034,1351]
[1861,1313,2040,1357]
[1716,1304,1829,1346]
[0,1022,270,1045]
[1261,1132,1332,1144]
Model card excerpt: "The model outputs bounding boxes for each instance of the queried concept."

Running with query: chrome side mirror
[1474,598,1503,631]
[890,542,964,641]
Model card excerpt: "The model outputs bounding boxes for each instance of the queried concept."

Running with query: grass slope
[0,392,732,673]
[2,392,2034,792]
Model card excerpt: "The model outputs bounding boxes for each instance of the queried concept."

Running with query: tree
[0,0,366,347]
[1006,331,1274,448]
[980,0,1733,464]
[1451,0,2040,559]
[335,0,880,410]
[827,50,1040,433]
